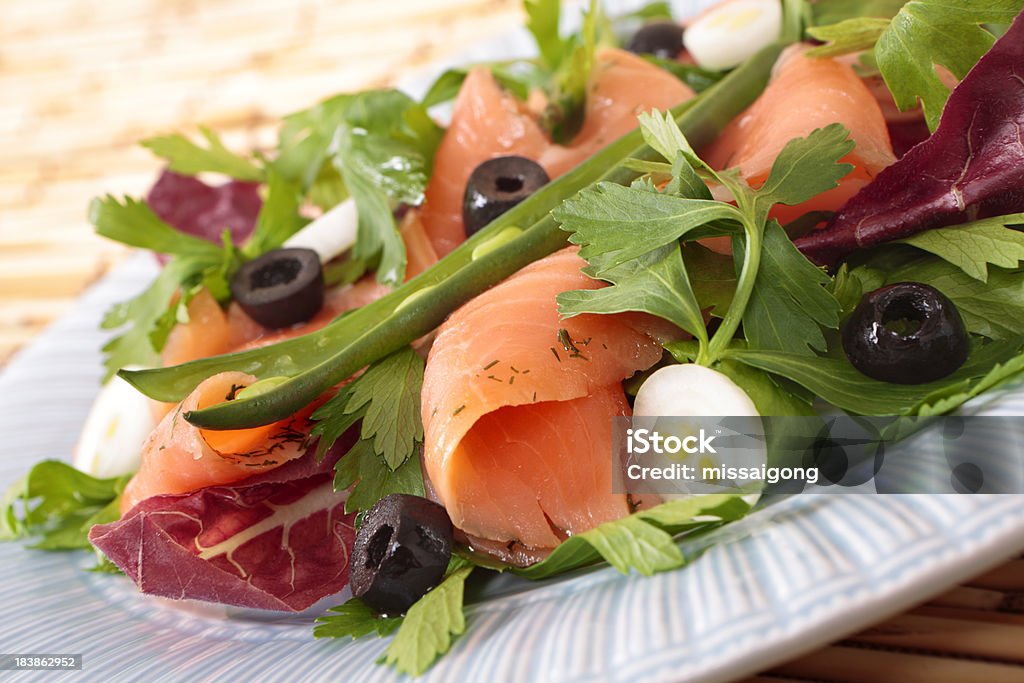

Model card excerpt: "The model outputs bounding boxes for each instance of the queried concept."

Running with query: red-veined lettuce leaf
[89,438,356,612]
[147,169,262,249]
[796,11,1024,265]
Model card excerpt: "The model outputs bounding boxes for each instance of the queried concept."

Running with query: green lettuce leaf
[1,461,129,549]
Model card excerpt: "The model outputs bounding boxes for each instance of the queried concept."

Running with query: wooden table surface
[2,1,1022,681]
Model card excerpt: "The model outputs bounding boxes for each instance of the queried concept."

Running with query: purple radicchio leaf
[89,436,357,612]
[147,169,262,251]
[796,11,1024,266]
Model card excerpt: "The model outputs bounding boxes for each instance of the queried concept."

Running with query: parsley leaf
[141,126,263,181]
[525,0,567,69]
[637,110,707,172]
[738,222,841,355]
[275,93,353,208]
[808,1,1022,130]
[89,195,225,259]
[312,347,426,513]
[241,167,306,258]
[314,598,401,639]
[327,90,443,284]
[99,256,218,379]
[312,347,424,470]
[877,0,1021,130]
[807,17,892,57]
[898,213,1024,282]
[514,494,751,580]
[274,89,442,282]
[886,256,1024,340]
[747,123,854,216]
[558,243,707,344]
[556,112,849,367]
[555,184,740,270]
[726,338,1024,415]
[333,441,425,514]
[683,243,736,318]
[1,461,128,549]
[378,560,475,677]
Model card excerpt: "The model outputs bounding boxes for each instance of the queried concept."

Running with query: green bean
[121,43,783,429]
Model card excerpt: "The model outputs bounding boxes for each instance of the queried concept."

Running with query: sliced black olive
[842,282,969,384]
[350,494,453,615]
[230,247,324,329]
[626,20,685,60]
[463,156,550,237]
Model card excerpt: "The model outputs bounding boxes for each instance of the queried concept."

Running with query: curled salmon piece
[419,48,695,257]
[703,45,896,228]
[420,247,666,554]
[120,371,318,516]
[160,288,233,369]
[538,48,696,177]
[151,279,389,420]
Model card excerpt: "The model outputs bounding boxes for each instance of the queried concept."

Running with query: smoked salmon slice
[537,48,696,177]
[419,48,695,258]
[420,247,665,551]
[703,45,896,226]
[120,371,317,515]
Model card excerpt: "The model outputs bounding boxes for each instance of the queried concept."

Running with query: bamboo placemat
[2,1,1023,681]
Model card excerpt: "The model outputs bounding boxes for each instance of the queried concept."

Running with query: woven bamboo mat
[2,1,1023,681]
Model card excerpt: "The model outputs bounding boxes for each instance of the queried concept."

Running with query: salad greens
[140,126,263,181]
[897,213,1024,282]
[93,87,442,379]
[2,461,127,566]
[120,43,782,430]
[807,1,1022,130]
[89,167,304,378]
[312,347,428,512]
[9,0,1024,678]
[316,495,751,676]
[556,115,850,366]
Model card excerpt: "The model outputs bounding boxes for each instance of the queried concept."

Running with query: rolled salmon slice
[419,48,695,258]
[120,371,317,515]
[417,67,551,258]
[703,45,896,226]
[421,247,666,551]
[538,48,696,177]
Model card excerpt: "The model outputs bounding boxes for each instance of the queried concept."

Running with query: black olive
[350,494,453,615]
[842,282,969,384]
[462,156,550,236]
[626,21,685,60]
[230,247,324,329]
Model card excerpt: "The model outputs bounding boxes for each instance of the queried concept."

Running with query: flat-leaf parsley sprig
[554,110,850,366]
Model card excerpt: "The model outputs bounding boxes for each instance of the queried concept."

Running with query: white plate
[4,2,1024,680]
